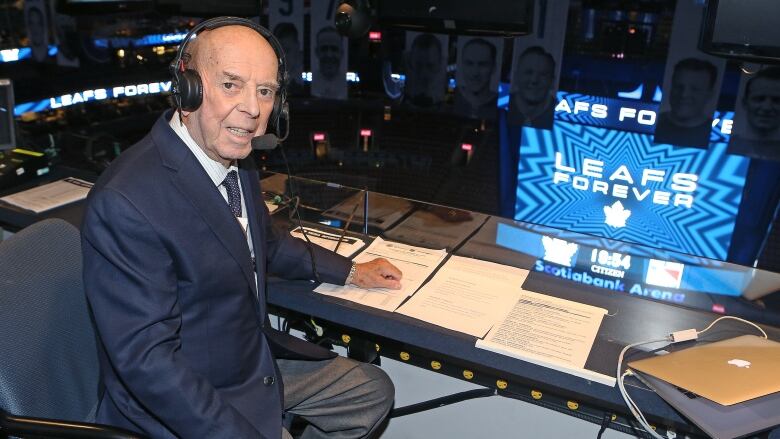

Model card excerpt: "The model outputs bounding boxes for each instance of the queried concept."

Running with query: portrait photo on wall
[402,32,448,109]
[728,65,780,162]
[50,2,80,68]
[268,0,304,95]
[310,0,348,102]
[454,36,503,120]
[507,0,569,129]
[272,22,304,95]
[24,0,49,63]
[508,45,557,129]
[654,0,725,149]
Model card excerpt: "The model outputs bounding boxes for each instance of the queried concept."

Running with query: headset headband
[171,16,288,102]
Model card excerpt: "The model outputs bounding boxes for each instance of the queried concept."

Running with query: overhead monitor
[700,0,780,64]
[377,0,533,36]
[56,0,152,14]
[0,79,16,150]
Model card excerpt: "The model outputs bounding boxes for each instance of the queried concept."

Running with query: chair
[0,219,144,439]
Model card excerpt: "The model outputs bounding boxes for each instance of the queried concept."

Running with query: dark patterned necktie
[222,170,242,218]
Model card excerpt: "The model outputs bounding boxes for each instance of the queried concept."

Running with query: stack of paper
[0,177,93,213]
[476,291,613,386]
[396,256,530,338]
[314,237,446,311]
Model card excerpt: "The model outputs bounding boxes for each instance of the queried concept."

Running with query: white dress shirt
[169,113,258,289]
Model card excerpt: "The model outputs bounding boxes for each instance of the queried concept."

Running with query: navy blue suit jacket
[82,111,351,438]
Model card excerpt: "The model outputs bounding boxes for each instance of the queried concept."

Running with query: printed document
[396,256,529,337]
[0,177,93,213]
[314,237,447,311]
[290,226,365,257]
[476,291,613,386]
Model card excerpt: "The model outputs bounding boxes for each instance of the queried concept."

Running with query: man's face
[183,26,279,167]
[669,69,712,122]
[316,30,343,80]
[513,53,554,104]
[744,77,780,136]
[409,45,441,90]
[460,42,494,95]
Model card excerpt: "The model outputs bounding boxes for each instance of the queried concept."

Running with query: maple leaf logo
[604,201,631,228]
[541,236,579,267]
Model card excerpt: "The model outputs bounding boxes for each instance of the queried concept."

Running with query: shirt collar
[168,111,238,187]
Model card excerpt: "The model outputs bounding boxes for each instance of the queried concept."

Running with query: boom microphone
[251,134,279,150]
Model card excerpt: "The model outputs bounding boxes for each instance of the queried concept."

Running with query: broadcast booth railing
[260,172,780,439]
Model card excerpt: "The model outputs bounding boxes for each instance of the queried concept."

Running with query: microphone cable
[277,143,322,284]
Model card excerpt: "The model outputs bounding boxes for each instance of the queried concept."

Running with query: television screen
[57,0,151,14]
[514,120,749,260]
[700,0,780,63]
[0,79,16,150]
[378,0,533,36]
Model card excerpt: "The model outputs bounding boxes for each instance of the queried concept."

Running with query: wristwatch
[345,262,357,285]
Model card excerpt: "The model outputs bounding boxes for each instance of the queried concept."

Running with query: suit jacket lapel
[152,113,256,294]
[239,158,265,288]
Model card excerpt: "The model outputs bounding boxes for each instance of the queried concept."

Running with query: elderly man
[82,20,400,439]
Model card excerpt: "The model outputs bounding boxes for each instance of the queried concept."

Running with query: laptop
[627,335,780,406]
[632,370,780,439]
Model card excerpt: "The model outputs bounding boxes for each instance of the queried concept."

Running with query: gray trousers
[278,356,394,439]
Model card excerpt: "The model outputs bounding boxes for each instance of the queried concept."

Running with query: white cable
[697,315,767,339]
[616,315,769,439]
[617,338,670,439]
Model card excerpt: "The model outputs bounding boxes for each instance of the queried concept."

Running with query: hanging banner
[403,31,448,109]
[654,0,726,149]
[310,1,348,100]
[454,36,503,120]
[268,0,304,95]
[727,64,780,161]
[24,0,49,63]
[48,1,79,67]
[508,0,570,129]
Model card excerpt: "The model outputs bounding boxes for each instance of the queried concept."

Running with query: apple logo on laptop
[727,358,751,368]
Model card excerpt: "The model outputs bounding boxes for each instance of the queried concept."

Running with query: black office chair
[0,218,144,439]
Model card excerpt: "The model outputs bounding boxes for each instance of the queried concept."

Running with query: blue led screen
[515,120,749,260]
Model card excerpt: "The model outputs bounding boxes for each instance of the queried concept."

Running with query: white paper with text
[0,177,92,213]
[476,291,613,386]
[314,237,447,311]
[396,256,529,338]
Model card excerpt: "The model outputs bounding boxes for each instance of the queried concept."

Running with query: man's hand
[351,258,403,289]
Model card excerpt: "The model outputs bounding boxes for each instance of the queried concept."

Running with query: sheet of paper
[314,237,447,312]
[264,201,280,213]
[476,291,614,386]
[396,256,529,338]
[290,226,365,257]
[0,177,93,213]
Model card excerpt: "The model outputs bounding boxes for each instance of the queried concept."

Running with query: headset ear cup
[178,69,203,112]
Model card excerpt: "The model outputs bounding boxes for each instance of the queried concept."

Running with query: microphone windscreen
[251,134,279,150]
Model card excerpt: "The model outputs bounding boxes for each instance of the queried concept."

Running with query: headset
[170,16,290,140]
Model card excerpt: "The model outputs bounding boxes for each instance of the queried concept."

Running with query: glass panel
[261,171,780,327]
